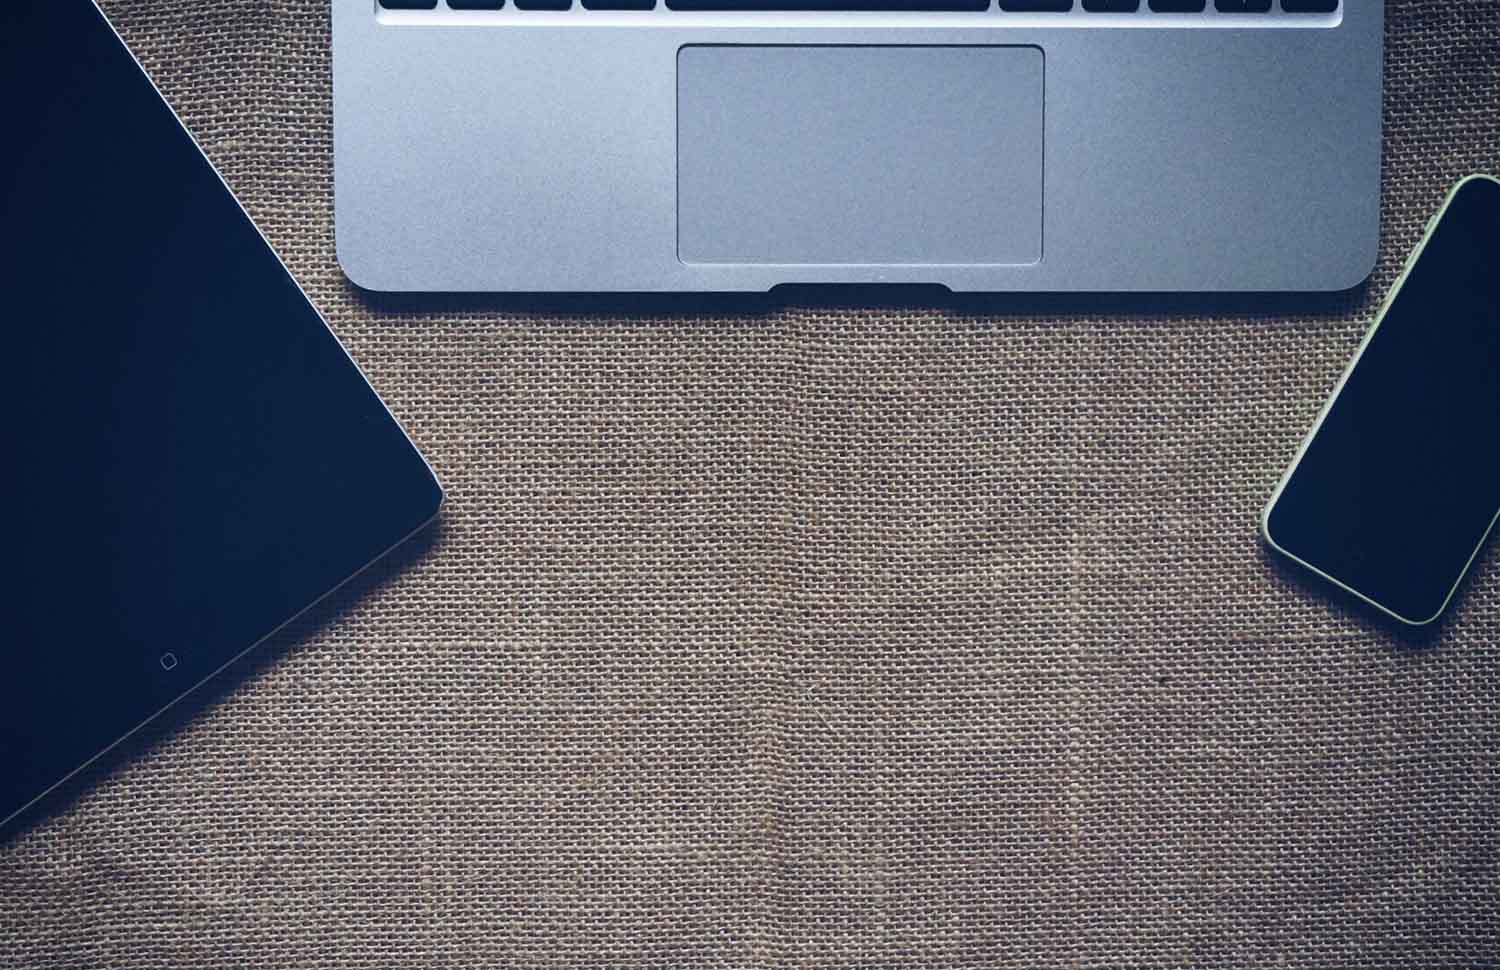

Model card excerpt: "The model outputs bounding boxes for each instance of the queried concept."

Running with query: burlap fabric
[2,1,1497,966]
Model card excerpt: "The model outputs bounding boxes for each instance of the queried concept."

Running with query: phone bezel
[1261,174,1500,627]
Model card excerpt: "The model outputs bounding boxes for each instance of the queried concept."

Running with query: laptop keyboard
[379,0,1339,12]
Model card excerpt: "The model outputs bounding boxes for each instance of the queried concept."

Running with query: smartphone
[1263,175,1500,626]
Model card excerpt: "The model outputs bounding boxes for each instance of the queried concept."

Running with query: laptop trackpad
[677,45,1044,267]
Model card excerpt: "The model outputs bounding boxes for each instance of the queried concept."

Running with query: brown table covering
[3,1,1498,966]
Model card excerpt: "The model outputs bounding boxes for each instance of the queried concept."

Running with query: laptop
[333,0,1381,293]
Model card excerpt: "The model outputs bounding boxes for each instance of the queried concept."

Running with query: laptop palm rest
[676,45,1044,268]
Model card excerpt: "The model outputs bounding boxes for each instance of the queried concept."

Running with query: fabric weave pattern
[1,1,1497,966]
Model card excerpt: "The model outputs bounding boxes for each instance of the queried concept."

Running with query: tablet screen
[1,1,442,830]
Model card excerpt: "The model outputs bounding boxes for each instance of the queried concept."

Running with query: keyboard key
[583,0,654,6]
[1280,0,1337,10]
[1148,0,1205,9]
[449,0,505,7]
[514,0,571,6]
[1083,0,1140,10]
[378,0,438,7]
[666,0,989,7]
[1215,0,1271,9]
[998,0,1074,10]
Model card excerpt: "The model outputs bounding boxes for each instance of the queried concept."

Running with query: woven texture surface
[3,1,1499,966]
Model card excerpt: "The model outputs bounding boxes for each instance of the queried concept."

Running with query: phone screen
[1264,176,1500,625]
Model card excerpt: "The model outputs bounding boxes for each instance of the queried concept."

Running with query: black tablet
[0,2,443,831]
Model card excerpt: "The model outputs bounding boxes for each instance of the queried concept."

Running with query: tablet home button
[159,653,179,672]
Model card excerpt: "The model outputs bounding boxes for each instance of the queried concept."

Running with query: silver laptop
[332,0,1380,293]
